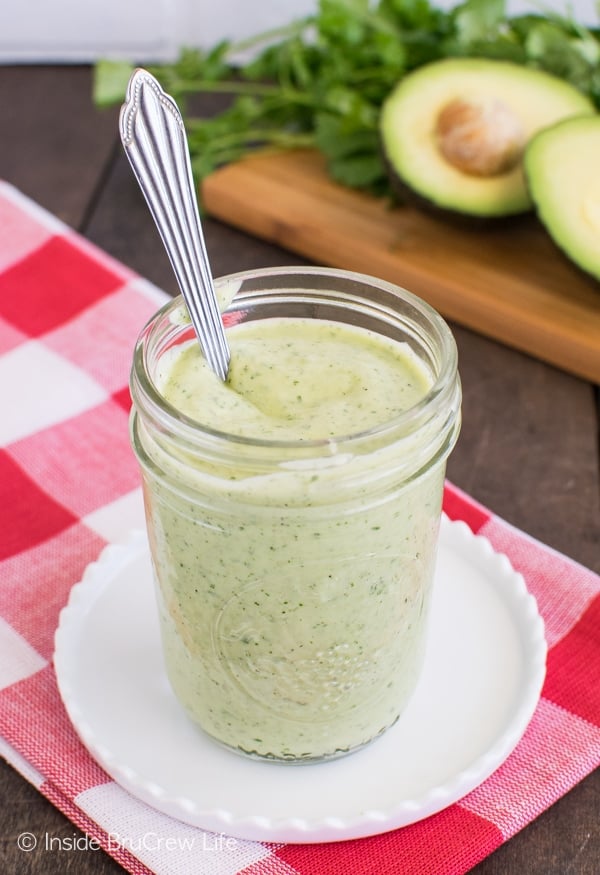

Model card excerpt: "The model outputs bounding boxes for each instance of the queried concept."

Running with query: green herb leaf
[315,114,379,160]
[453,0,507,43]
[329,152,387,188]
[93,60,135,107]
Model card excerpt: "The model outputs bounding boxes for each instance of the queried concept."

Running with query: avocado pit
[435,96,525,177]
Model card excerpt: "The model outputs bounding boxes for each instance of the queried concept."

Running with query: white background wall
[0,0,597,64]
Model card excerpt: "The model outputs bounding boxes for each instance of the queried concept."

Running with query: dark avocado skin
[525,209,600,287]
[381,139,598,283]
[380,145,531,230]
[546,240,600,286]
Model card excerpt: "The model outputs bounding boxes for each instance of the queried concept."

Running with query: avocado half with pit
[525,115,600,282]
[380,58,595,219]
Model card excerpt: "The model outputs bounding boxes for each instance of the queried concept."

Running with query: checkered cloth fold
[1,180,599,875]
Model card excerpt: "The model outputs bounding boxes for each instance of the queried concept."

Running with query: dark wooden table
[0,66,598,875]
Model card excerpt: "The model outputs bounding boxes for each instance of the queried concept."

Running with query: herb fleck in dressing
[144,317,446,760]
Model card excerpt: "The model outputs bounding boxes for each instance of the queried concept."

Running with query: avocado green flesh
[525,116,600,282]
[380,58,595,218]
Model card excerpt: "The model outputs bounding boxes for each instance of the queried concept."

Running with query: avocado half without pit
[525,115,600,282]
[380,58,595,219]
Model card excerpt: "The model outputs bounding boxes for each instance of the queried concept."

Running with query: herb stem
[191,128,316,152]
[158,79,280,97]
[225,17,314,56]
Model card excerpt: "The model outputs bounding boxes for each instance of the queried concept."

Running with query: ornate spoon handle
[120,68,230,381]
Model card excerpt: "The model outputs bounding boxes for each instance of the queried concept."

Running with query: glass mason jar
[130,267,461,763]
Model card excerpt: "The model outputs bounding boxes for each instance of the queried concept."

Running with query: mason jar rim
[130,265,459,455]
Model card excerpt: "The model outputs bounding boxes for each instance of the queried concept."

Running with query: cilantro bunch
[95,0,600,196]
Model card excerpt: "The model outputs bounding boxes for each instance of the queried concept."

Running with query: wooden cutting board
[202,149,600,383]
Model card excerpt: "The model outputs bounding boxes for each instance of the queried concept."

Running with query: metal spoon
[120,68,230,381]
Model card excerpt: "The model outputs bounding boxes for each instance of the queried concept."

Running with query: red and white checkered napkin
[0,179,599,875]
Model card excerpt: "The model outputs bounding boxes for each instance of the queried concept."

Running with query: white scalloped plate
[54,515,546,843]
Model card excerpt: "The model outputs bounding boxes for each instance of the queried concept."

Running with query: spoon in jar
[119,68,230,381]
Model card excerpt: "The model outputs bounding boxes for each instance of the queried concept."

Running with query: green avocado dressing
[145,316,444,760]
